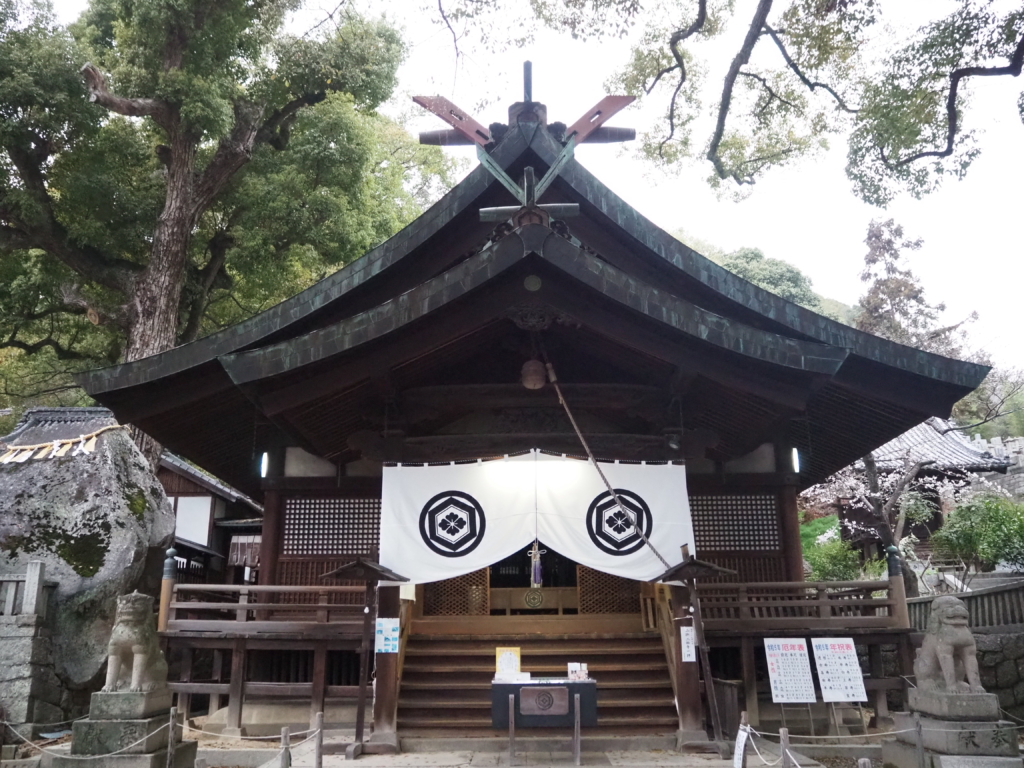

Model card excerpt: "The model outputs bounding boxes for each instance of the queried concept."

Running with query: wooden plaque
[520,686,569,716]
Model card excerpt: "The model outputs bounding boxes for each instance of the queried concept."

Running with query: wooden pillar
[260,490,283,586]
[178,648,194,723]
[779,486,804,582]
[372,586,402,738]
[667,585,703,733]
[210,650,224,714]
[225,638,247,737]
[311,641,327,727]
[741,636,760,727]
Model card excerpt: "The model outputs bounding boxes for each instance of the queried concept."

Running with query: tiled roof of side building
[865,417,1011,474]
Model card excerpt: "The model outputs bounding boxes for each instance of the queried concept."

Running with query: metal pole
[165,706,177,768]
[573,693,581,766]
[314,712,323,768]
[524,61,532,102]
[508,693,516,765]
[279,726,290,768]
[780,727,791,768]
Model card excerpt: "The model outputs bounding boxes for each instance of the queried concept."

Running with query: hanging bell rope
[0,424,126,464]
[537,340,671,571]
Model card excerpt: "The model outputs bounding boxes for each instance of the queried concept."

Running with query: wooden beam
[311,641,327,726]
[225,638,246,736]
[565,96,635,143]
[668,585,703,733]
[778,485,804,582]
[260,490,282,588]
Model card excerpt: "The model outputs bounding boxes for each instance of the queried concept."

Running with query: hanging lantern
[520,359,547,390]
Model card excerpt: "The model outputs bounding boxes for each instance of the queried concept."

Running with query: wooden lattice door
[422,569,490,615]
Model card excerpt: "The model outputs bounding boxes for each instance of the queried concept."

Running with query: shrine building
[78,80,989,746]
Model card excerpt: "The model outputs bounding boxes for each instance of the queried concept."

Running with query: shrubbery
[931,495,1024,573]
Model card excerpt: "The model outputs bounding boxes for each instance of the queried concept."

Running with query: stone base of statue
[882,692,1023,768]
[50,690,196,768]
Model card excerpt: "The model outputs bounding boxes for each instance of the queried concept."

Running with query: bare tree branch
[762,24,858,113]
[881,34,1024,168]
[80,63,169,125]
[706,0,774,184]
[739,69,797,108]
[653,0,708,156]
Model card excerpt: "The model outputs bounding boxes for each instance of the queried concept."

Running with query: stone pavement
[290,751,734,767]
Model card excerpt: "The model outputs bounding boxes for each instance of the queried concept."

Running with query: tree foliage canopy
[0,0,457,415]
[439,0,1024,205]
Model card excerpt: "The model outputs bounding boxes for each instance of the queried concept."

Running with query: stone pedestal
[50,690,196,768]
[882,692,1023,768]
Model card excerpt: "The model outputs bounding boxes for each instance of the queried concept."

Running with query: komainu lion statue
[913,595,985,694]
[102,591,168,693]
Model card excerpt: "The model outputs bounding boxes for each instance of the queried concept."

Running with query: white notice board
[680,626,696,662]
[764,638,816,703]
[375,618,399,653]
[811,638,867,702]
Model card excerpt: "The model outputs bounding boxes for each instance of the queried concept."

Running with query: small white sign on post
[374,618,400,653]
[764,638,816,703]
[811,638,867,702]
[680,626,696,662]
[732,725,748,768]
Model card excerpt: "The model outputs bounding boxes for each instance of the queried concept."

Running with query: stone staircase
[397,632,678,736]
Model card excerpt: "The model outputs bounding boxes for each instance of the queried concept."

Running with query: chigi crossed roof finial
[413,62,636,225]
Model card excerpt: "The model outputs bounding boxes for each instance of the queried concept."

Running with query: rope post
[313,712,323,768]
[913,712,925,768]
[165,706,177,768]
[158,548,177,632]
[279,726,291,768]
[508,693,515,766]
[857,759,872,768]
[738,712,749,768]
[780,727,791,768]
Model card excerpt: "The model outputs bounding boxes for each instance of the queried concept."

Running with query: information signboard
[374,618,399,653]
[811,638,867,702]
[763,638,816,703]
[680,626,696,662]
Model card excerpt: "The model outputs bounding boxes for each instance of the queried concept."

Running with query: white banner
[811,638,867,702]
[380,451,693,584]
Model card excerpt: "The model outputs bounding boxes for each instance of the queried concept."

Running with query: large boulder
[0,408,173,692]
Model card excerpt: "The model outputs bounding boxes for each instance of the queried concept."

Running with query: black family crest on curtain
[419,491,487,557]
[585,489,653,556]
[381,451,692,584]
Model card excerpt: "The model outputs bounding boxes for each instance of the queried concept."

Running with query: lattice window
[422,569,490,616]
[691,494,780,551]
[282,497,380,555]
[577,566,640,614]
[700,553,786,583]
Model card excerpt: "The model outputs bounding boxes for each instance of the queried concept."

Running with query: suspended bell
[521,359,547,390]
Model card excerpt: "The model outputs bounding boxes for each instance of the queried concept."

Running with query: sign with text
[680,626,696,662]
[811,638,867,702]
[764,638,816,703]
[374,618,399,653]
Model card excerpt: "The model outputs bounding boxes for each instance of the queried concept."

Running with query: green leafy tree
[0,1,456,439]
[436,0,1024,204]
[720,247,822,311]
[0,0,403,365]
[932,495,1024,575]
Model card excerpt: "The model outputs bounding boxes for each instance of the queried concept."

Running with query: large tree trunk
[123,132,200,467]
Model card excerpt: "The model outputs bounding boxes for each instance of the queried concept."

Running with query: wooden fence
[0,562,57,618]
[908,579,1024,631]
[698,580,902,631]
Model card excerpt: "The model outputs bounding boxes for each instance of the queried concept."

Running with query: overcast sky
[52,0,1024,369]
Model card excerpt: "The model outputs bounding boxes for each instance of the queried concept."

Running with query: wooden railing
[167,583,367,636]
[697,580,901,631]
[907,579,1024,631]
[0,562,57,618]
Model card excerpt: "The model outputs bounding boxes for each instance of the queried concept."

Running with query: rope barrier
[181,724,319,741]
[0,721,169,759]
[743,727,783,766]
